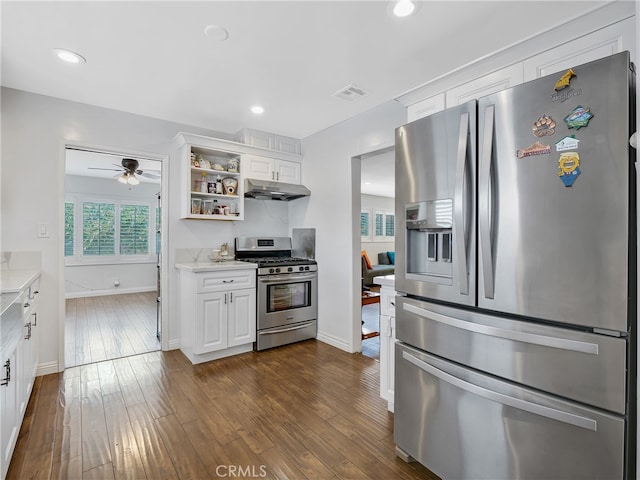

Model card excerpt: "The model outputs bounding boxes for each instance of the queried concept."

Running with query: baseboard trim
[65,286,156,299]
[166,339,180,351]
[316,332,350,352]
[37,361,60,376]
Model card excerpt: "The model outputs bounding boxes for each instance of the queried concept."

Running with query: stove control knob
[304,266,310,271]
[287,267,293,272]
[275,268,281,273]
[299,266,304,271]
[269,268,275,274]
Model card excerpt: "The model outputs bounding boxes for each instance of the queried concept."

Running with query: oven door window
[268,281,311,312]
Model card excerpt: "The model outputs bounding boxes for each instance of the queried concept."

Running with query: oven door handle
[259,321,315,335]
[259,274,317,283]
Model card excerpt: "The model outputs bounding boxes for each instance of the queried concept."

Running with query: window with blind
[120,204,149,255]
[65,196,157,264]
[83,202,116,255]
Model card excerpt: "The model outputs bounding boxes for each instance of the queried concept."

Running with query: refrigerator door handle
[454,111,470,295]
[403,302,599,355]
[479,104,495,299]
[402,350,598,431]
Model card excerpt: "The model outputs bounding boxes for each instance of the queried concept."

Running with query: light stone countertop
[1,269,40,293]
[175,260,258,273]
[373,274,395,288]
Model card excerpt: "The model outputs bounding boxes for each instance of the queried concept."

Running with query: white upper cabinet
[243,154,301,184]
[407,93,446,122]
[445,63,524,107]
[523,17,635,81]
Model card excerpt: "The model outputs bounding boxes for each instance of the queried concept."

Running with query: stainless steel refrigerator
[394,51,636,479]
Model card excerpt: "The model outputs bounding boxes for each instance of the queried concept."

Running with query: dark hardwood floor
[8,340,438,480]
[361,304,380,360]
[65,292,160,368]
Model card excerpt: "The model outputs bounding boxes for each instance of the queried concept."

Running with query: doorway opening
[356,146,395,360]
[63,147,163,368]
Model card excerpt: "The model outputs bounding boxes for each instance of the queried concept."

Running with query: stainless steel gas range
[235,236,317,351]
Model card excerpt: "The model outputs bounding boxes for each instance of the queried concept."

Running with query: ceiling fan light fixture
[118,172,140,186]
[127,174,140,186]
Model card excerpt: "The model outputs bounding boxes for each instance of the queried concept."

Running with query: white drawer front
[380,290,397,317]
[197,270,256,293]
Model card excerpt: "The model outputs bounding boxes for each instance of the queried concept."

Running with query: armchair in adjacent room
[361,251,394,287]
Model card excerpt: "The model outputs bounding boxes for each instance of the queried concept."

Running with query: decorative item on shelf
[222,177,238,195]
[200,172,209,192]
[191,198,202,215]
[208,181,216,194]
[228,158,239,173]
[200,157,211,170]
[190,152,197,166]
[202,199,214,215]
[215,175,223,194]
[220,242,229,257]
[212,163,225,171]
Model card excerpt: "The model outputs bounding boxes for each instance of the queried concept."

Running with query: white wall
[65,175,159,297]
[291,100,405,352]
[0,87,288,372]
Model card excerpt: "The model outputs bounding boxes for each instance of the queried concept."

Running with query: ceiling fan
[88,158,160,186]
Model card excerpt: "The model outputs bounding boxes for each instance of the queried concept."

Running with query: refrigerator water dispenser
[406,200,453,283]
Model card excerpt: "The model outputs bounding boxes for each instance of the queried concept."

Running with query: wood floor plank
[80,364,112,472]
[125,402,179,479]
[65,292,160,369]
[154,414,210,480]
[10,340,439,480]
[102,391,147,480]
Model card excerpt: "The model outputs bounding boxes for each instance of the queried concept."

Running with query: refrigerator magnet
[555,135,580,152]
[516,141,551,158]
[564,106,593,130]
[557,152,581,187]
[555,68,576,91]
[532,115,556,137]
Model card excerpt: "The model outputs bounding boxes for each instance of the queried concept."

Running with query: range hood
[244,178,311,201]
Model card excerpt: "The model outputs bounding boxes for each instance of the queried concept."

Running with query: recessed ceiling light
[53,48,86,64]
[250,105,265,115]
[204,24,229,42]
[393,0,415,17]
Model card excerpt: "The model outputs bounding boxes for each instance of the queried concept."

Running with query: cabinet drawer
[379,290,396,317]
[197,270,256,293]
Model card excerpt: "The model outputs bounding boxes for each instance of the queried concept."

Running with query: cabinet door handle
[23,302,30,308]
[224,293,228,304]
[230,292,233,303]
[276,172,279,181]
[222,279,234,283]
[32,312,37,326]
[1,359,11,386]
[25,322,32,340]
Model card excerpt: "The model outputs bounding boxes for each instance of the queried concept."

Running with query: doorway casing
[58,141,170,371]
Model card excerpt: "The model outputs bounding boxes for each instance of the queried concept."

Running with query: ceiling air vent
[332,83,369,101]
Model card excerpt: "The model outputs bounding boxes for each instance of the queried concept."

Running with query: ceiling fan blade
[88,167,124,171]
[140,171,161,179]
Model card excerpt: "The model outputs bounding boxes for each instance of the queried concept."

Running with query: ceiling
[1,0,609,193]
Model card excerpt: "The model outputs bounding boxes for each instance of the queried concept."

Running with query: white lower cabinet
[0,274,40,479]
[378,285,397,412]
[0,349,17,480]
[194,288,256,355]
[178,266,257,364]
